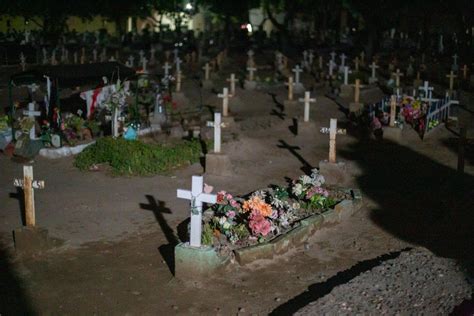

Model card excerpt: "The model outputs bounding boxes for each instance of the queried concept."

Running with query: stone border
[39,141,95,159]
[234,190,363,265]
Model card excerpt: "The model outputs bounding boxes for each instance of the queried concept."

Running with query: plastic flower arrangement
[291,169,334,210]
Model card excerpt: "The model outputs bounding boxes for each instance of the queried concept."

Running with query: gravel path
[294,248,472,315]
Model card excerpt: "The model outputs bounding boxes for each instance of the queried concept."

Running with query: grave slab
[174,243,229,280]
[205,152,233,176]
[319,160,350,186]
[383,126,403,143]
[13,226,53,254]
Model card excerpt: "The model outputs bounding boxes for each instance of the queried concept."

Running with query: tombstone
[292,65,305,93]
[319,119,349,186]
[12,165,52,253]
[244,66,257,90]
[23,102,41,140]
[202,63,213,89]
[20,53,26,71]
[284,76,298,106]
[298,91,316,122]
[177,176,217,248]
[205,113,232,176]
[369,62,379,84]
[383,95,403,142]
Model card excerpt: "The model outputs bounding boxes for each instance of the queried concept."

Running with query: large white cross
[206,112,225,153]
[343,66,352,85]
[292,65,303,84]
[203,63,211,80]
[320,118,347,163]
[218,87,232,116]
[299,91,316,122]
[370,62,379,79]
[392,68,404,87]
[247,66,257,81]
[227,73,237,95]
[177,176,217,248]
[23,102,41,140]
[14,165,45,227]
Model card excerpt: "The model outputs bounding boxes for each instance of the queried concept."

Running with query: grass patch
[74,137,205,176]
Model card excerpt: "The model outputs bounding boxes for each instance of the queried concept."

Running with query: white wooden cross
[247,66,257,81]
[175,57,182,74]
[203,63,211,80]
[20,53,26,71]
[327,60,336,77]
[369,62,379,80]
[14,165,45,227]
[452,54,458,67]
[127,55,135,68]
[23,102,41,140]
[227,73,237,95]
[162,62,172,77]
[446,71,457,91]
[177,176,217,248]
[285,76,294,101]
[392,68,404,87]
[299,91,316,122]
[206,112,225,153]
[218,87,232,117]
[343,66,352,85]
[320,118,347,163]
[419,81,434,99]
[292,65,303,84]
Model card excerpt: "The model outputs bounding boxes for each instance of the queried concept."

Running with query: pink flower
[249,213,272,236]
[230,199,240,208]
[227,210,236,219]
[226,193,233,200]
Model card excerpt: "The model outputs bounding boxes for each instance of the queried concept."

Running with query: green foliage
[0,116,9,131]
[202,223,214,246]
[66,115,85,132]
[84,120,100,136]
[74,137,204,176]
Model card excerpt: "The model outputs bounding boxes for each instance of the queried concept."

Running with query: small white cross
[419,81,434,99]
[392,68,404,87]
[206,112,226,153]
[247,66,257,81]
[202,63,211,80]
[227,73,237,95]
[292,65,303,84]
[446,71,457,91]
[370,62,379,79]
[299,91,316,122]
[343,66,352,85]
[162,62,172,77]
[218,87,232,116]
[23,102,41,140]
[340,53,347,68]
[127,55,135,68]
[452,54,458,66]
[177,176,217,248]
[320,118,347,163]
[327,60,336,77]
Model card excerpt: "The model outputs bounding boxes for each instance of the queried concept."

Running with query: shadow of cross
[270,108,286,120]
[139,195,178,246]
[277,140,313,174]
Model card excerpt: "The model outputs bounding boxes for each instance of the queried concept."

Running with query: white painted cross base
[177,176,217,248]
[244,80,257,90]
[205,152,233,176]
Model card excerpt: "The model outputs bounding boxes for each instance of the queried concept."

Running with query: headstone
[299,91,316,122]
[177,176,217,248]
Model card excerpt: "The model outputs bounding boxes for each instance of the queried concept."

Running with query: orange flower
[242,196,272,217]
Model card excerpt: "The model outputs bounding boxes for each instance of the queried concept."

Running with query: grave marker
[177,176,217,248]
[285,76,294,101]
[299,91,316,122]
[343,66,352,85]
[446,71,457,91]
[23,102,41,140]
[13,166,45,227]
[162,62,172,77]
[292,65,303,84]
[218,87,232,117]
[392,68,404,87]
[369,61,379,82]
[247,66,257,81]
[389,95,397,127]
[227,73,237,95]
[320,118,347,163]
[203,63,211,80]
[206,112,225,153]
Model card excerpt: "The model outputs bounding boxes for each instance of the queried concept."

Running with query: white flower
[292,183,304,196]
[223,221,231,230]
[300,175,313,185]
[218,217,227,226]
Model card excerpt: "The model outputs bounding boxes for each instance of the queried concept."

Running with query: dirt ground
[0,57,473,315]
